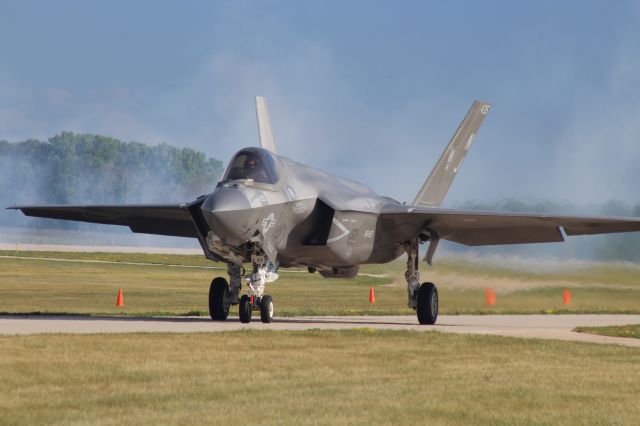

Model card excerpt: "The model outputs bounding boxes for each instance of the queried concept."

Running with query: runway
[1,314,639,347]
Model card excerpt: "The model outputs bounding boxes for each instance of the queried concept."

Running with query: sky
[1,0,640,206]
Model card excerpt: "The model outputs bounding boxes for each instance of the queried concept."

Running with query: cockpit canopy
[221,148,282,185]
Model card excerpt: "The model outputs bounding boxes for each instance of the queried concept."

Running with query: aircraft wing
[8,204,199,238]
[381,207,640,246]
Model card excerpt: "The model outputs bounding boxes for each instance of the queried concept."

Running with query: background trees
[0,132,223,220]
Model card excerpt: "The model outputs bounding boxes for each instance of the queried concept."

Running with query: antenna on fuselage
[255,96,277,154]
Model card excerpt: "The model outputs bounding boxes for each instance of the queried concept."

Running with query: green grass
[0,249,215,267]
[1,250,640,316]
[574,324,640,339]
[1,330,639,425]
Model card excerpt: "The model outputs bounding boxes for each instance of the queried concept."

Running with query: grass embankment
[1,330,639,425]
[575,324,640,339]
[1,250,640,316]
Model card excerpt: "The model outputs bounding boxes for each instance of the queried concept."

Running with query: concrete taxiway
[1,314,639,347]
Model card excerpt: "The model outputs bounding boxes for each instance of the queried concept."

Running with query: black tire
[209,277,230,321]
[260,295,274,323]
[417,282,438,325]
[239,295,252,324]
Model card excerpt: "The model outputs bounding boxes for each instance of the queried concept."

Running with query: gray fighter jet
[10,97,640,324]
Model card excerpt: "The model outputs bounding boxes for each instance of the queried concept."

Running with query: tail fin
[255,96,277,153]
[412,100,490,207]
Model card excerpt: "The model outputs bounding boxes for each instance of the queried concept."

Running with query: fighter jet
[10,97,640,324]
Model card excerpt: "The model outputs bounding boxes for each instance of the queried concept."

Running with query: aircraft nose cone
[201,188,254,241]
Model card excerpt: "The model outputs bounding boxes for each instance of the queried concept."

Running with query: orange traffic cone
[369,287,376,304]
[485,288,496,306]
[563,289,571,305]
[116,288,124,307]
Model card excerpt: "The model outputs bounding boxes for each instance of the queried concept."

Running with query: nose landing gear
[240,256,278,323]
[239,294,274,324]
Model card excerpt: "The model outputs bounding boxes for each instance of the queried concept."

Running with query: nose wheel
[239,294,274,323]
[239,295,252,323]
[260,295,274,323]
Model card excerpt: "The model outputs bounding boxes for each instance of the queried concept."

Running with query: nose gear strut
[245,255,279,298]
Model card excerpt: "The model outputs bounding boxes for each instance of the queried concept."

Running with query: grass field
[1,330,639,425]
[2,252,640,424]
[1,250,640,316]
[575,324,640,339]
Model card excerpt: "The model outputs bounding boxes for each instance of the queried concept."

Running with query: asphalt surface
[1,314,639,347]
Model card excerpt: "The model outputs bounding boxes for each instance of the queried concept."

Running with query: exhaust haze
[1,1,640,255]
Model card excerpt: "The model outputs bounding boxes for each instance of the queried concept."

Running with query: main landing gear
[208,263,242,321]
[208,255,279,324]
[405,239,439,325]
[209,277,230,320]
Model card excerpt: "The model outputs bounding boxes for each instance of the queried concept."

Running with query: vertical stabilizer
[255,96,277,154]
[412,100,490,207]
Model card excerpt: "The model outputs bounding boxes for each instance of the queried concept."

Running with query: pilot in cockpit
[244,155,269,182]
[223,149,278,185]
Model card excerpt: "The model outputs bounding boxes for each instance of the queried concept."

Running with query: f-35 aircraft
[11,97,640,324]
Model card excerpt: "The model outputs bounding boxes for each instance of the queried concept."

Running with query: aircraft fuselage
[201,147,407,276]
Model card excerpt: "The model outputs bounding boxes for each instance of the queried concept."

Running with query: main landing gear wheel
[260,295,274,323]
[417,282,438,325]
[209,277,230,321]
[239,295,252,323]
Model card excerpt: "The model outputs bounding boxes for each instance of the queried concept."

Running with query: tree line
[0,132,224,227]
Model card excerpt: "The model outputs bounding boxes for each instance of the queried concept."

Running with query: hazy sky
[2,1,640,206]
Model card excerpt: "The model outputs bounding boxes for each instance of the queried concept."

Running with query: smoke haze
[1,1,640,256]
[0,134,221,247]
